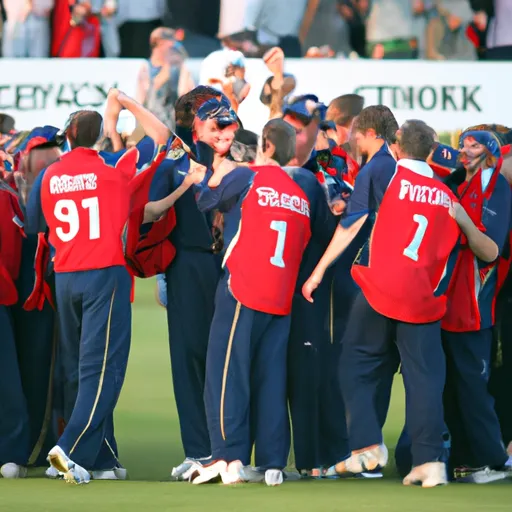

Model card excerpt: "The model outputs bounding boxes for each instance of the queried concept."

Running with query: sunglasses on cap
[196,97,239,127]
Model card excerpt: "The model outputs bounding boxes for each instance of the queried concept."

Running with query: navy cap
[430,143,459,169]
[460,130,501,159]
[283,94,326,124]
[196,96,239,127]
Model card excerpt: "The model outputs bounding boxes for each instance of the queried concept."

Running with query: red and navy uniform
[195,165,312,469]
[442,156,512,472]
[340,159,459,469]
[0,182,31,467]
[147,150,221,461]
[39,146,159,470]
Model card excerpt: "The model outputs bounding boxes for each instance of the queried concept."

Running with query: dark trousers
[55,266,131,470]
[165,250,220,460]
[0,306,30,466]
[485,46,512,61]
[119,19,161,59]
[490,289,512,446]
[205,274,291,469]
[340,292,446,466]
[443,328,508,469]
[11,235,57,467]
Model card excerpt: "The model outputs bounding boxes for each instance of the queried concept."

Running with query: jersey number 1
[270,220,287,268]
[54,197,100,242]
[403,214,428,262]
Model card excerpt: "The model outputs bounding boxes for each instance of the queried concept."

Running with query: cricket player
[189,119,331,487]
[303,120,462,487]
[442,129,512,483]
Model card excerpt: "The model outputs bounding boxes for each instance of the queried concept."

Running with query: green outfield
[1,279,510,512]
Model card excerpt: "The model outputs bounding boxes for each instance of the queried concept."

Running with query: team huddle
[1,69,512,489]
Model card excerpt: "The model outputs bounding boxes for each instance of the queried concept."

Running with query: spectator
[243,0,309,57]
[300,0,351,56]
[336,0,369,56]
[365,0,419,59]
[2,0,54,58]
[136,28,195,129]
[470,0,512,60]
[116,0,166,58]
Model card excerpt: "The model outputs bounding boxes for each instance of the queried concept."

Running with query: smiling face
[459,136,488,173]
[193,118,237,156]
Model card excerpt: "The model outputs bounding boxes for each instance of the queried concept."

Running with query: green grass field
[1,279,510,511]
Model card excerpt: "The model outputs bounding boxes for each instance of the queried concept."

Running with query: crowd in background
[0,0,511,61]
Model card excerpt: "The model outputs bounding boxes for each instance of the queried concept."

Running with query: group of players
[1,52,512,488]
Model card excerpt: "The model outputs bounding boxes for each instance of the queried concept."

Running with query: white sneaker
[45,466,63,479]
[240,466,266,483]
[192,460,228,485]
[220,460,243,485]
[1,463,27,479]
[456,466,508,484]
[403,462,448,488]
[264,469,284,487]
[91,467,128,480]
[335,444,388,475]
[172,457,211,481]
[47,446,90,485]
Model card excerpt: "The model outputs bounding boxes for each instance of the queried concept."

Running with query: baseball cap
[283,94,327,125]
[196,96,239,127]
[460,130,501,159]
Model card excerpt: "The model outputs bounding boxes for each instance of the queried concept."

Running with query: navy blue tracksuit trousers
[340,292,446,467]
[166,250,220,460]
[54,265,131,470]
[0,305,30,466]
[205,274,291,470]
[443,328,508,470]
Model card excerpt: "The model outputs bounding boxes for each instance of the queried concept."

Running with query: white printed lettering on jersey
[50,174,98,195]
[398,179,452,209]
[256,187,310,218]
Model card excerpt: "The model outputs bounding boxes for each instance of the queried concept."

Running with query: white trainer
[240,466,266,483]
[403,462,448,488]
[172,457,211,481]
[456,466,508,484]
[192,460,228,485]
[264,469,284,487]
[220,460,243,485]
[335,444,388,475]
[91,467,128,480]
[1,463,27,479]
[45,466,63,479]
[47,446,90,485]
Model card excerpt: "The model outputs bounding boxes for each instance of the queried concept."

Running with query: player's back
[225,165,312,316]
[41,148,135,273]
[352,161,460,324]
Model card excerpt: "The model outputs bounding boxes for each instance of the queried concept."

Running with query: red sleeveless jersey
[225,166,312,315]
[41,147,159,273]
[352,164,460,324]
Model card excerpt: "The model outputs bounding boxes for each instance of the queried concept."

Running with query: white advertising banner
[2,58,512,135]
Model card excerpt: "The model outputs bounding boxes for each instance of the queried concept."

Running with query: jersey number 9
[54,197,100,242]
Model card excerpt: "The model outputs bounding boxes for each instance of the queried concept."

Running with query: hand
[449,201,471,228]
[104,88,124,136]
[302,272,323,303]
[101,5,116,17]
[413,0,424,15]
[263,47,285,77]
[473,10,488,31]
[185,160,207,186]
[330,199,347,216]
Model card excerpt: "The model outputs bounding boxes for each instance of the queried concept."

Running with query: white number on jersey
[403,214,428,262]
[270,220,287,268]
[54,197,101,243]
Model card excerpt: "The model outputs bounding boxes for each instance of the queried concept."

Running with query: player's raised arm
[104,88,171,145]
